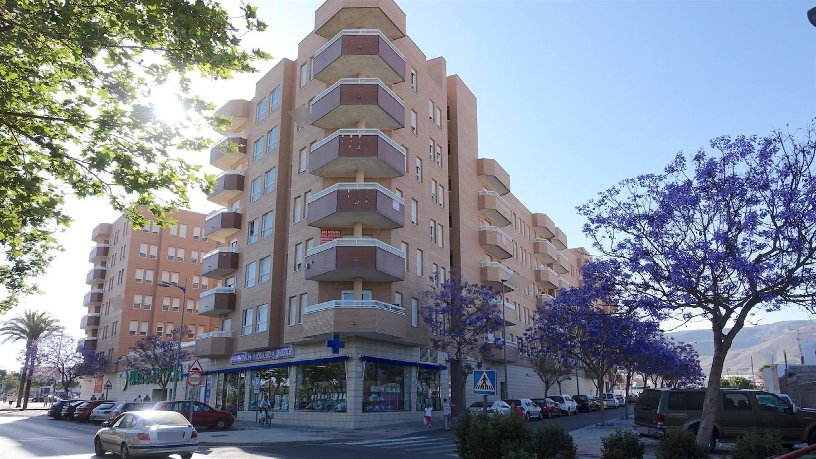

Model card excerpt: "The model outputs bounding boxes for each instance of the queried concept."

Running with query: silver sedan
[94,410,198,459]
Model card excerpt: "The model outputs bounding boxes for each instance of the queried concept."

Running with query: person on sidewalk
[90,394,97,401]
[143,394,151,402]
[259,396,271,425]
[424,404,433,429]
[134,395,142,402]
[442,399,453,431]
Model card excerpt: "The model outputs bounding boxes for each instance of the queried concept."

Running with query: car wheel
[93,436,105,456]
[180,454,193,459]
[524,412,530,422]
[215,418,228,430]
[119,443,131,459]
[809,429,816,445]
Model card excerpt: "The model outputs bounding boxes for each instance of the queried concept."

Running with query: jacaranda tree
[421,272,502,415]
[579,122,816,447]
[34,333,107,398]
[122,330,189,401]
[527,342,576,398]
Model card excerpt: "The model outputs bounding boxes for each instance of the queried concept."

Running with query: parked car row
[466,393,628,421]
[46,399,234,430]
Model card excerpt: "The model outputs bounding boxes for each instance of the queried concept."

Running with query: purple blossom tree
[526,342,576,397]
[122,330,189,401]
[34,333,107,398]
[421,271,502,415]
[578,124,816,447]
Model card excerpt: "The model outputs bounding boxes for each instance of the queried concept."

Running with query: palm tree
[0,310,61,409]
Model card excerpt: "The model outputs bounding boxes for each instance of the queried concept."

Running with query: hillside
[668,320,816,378]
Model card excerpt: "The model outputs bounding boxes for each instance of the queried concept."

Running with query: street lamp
[500,278,509,400]
[809,7,816,27]
[157,281,187,401]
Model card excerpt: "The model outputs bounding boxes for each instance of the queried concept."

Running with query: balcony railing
[478,190,511,211]
[315,29,406,61]
[202,245,239,260]
[196,330,233,340]
[307,182,404,205]
[200,286,236,298]
[480,261,514,277]
[312,77,404,108]
[312,128,405,158]
[304,299,406,316]
[480,225,512,243]
[307,237,405,258]
[206,207,241,220]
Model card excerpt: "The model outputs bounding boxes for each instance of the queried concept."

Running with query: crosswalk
[333,434,459,457]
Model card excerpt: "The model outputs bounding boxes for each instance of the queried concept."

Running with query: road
[0,406,629,458]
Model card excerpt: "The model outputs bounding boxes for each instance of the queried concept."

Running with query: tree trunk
[15,343,31,408]
[597,376,608,426]
[450,360,465,416]
[22,353,36,410]
[696,343,727,450]
[22,377,32,410]
[544,381,550,397]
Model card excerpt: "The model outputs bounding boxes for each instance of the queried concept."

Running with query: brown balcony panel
[305,244,405,282]
[86,268,107,284]
[210,137,248,171]
[84,290,103,306]
[204,210,242,242]
[194,335,233,357]
[313,33,405,84]
[480,264,516,292]
[308,187,404,229]
[197,289,237,317]
[310,130,406,178]
[92,223,112,243]
[214,99,250,134]
[536,268,559,289]
[302,305,408,343]
[79,339,97,352]
[554,253,569,274]
[534,240,557,264]
[315,5,406,40]
[481,343,520,363]
[201,250,240,279]
[311,82,404,130]
[479,230,513,260]
[80,315,101,329]
[553,227,568,250]
[88,245,110,262]
[478,193,512,227]
[208,172,245,207]
[532,213,556,239]
[477,158,511,195]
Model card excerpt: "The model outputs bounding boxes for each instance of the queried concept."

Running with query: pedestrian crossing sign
[473,370,497,395]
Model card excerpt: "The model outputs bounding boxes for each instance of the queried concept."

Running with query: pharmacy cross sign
[326,333,345,354]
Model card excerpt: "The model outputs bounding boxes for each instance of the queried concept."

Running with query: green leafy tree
[0,1,270,312]
[0,310,60,408]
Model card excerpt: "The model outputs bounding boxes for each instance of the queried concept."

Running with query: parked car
[152,400,234,430]
[466,400,512,416]
[89,402,117,424]
[548,395,578,416]
[60,400,86,420]
[48,399,81,419]
[589,396,604,410]
[531,398,562,418]
[634,388,816,452]
[30,396,44,403]
[615,395,625,407]
[94,410,197,459]
[572,394,598,412]
[626,393,640,404]
[109,401,154,420]
[603,393,619,408]
[504,399,543,421]
[74,400,108,422]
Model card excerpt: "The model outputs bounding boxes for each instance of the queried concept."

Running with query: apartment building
[195,0,592,428]
[79,210,218,401]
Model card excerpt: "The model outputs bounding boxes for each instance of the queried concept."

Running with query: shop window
[363,361,409,412]
[296,361,347,412]
[249,367,289,412]
[416,368,442,411]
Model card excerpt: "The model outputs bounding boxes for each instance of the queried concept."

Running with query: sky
[3,0,815,371]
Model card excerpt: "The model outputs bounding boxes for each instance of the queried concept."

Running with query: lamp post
[500,278,509,400]
[158,281,187,401]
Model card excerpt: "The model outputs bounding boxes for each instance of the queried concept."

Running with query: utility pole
[751,356,755,389]
[797,330,805,364]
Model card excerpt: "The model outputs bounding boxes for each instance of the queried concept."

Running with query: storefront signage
[230,345,293,365]
[120,368,181,391]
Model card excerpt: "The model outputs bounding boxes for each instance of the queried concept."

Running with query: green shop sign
[119,367,183,391]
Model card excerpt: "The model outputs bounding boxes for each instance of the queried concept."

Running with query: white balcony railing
[478,189,512,212]
[314,28,406,61]
[308,182,404,205]
[306,237,405,259]
[535,265,558,277]
[534,238,556,251]
[311,128,406,158]
[199,286,236,299]
[214,169,243,181]
[196,330,233,341]
[206,207,241,220]
[312,78,404,109]
[480,261,514,278]
[304,299,405,316]
[202,245,239,260]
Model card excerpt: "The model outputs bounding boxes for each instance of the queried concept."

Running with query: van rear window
[637,390,661,409]
[667,392,705,410]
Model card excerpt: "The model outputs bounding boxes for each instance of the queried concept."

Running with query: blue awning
[360,355,447,370]
[202,355,349,375]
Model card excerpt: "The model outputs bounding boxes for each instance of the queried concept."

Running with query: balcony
[201,247,240,279]
[84,289,104,306]
[214,99,250,134]
[85,267,106,285]
[310,78,404,130]
[197,287,237,317]
[479,226,513,259]
[537,293,555,305]
[80,313,101,329]
[553,227,568,250]
[302,300,408,342]
[479,261,516,292]
[209,136,248,171]
[532,213,556,239]
[310,129,406,178]
[558,276,572,290]
[315,2,406,40]
[313,30,405,84]
[91,223,112,243]
[481,338,520,363]
[88,244,109,263]
[77,337,97,352]
[307,183,404,229]
[478,190,512,227]
[305,238,405,282]
[554,252,569,274]
[203,208,242,242]
[535,265,559,289]
[194,331,233,357]
[533,238,557,264]
[477,158,510,196]
[208,170,245,207]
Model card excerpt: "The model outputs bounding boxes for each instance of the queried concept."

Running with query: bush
[503,450,534,459]
[601,429,645,459]
[531,424,578,459]
[730,431,785,459]
[455,411,531,459]
[656,430,709,459]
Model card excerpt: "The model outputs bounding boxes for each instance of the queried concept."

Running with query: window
[432,263,439,286]
[429,220,436,243]
[133,295,142,309]
[431,179,437,203]
[256,304,269,333]
[245,261,257,288]
[144,296,153,310]
[435,106,441,127]
[259,256,271,284]
[341,290,372,301]
[250,177,262,203]
[242,309,254,335]
[135,269,144,283]
[179,224,188,238]
[428,139,434,159]
[139,243,148,257]
[161,271,170,283]
[186,299,194,313]
[362,361,409,412]
[294,242,304,271]
[299,62,309,87]
[264,168,277,194]
[299,293,308,324]
[166,323,174,336]
[437,184,444,207]
[149,245,158,259]
[270,86,281,112]
[187,324,195,338]
[167,247,175,261]
[401,242,408,271]
[303,190,311,221]
[156,322,164,336]
[306,238,314,253]
[437,222,444,248]
[191,250,199,264]
[172,298,180,311]
[410,199,418,225]
[247,218,259,244]
[288,297,297,326]
[139,321,148,336]
[201,277,208,289]
[410,110,417,135]
[416,249,423,276]
[128,321,138,336]
[256,97,267,124]
[170,225,178,236]
[411,298,418,327]
[415,158,422,182]
[293,196,303,223]
[253,136,265,162]
[440,267,447,282]
[435,144,442,167]
[162,296,171,311]
[394,292,402,308]
[262,211,274,238]
[192,275,200,289]
[298,147,308,174]
[410,69,417,92]
[193,227,201,240]
[296,361,347,412]
[145,270,154,284]
[267,126,280,152]
[176,248,185,262]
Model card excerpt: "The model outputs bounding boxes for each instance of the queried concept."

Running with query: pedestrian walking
[424,404,433,429]
[134,394,142,402]
[443,398,453,431]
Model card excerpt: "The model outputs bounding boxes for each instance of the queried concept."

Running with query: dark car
[573,394,598,412]
[48,399,82,419]
[74,400,108,422]
[152,400,234,430]
[60,400,86,420]
[108,401,154,420]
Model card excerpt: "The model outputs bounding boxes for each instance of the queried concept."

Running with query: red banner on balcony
[321,229,341,243]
